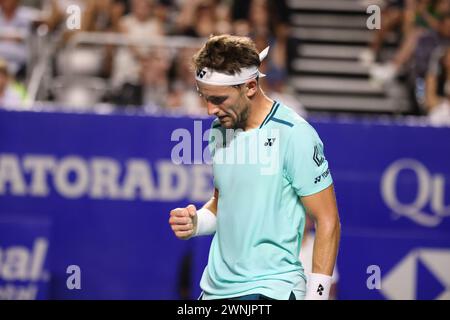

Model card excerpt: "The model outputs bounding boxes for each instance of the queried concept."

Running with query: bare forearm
[312,216,340,276]
[203,188,219,215]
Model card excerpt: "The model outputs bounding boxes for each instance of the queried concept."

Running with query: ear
[245,79,258,98]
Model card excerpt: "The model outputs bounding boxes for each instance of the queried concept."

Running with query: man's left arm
[301,184,341,300]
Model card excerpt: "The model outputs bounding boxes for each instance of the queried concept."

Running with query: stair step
[297,94,410,112]
[297,44,367,60]
[291,27,397,44]
[291,13,368,28]
[287,0,367,12]
[291,76,385,95]
[292,27,372,43]
[292,58,369,75]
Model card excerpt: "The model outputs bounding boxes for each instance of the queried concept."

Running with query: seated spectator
[370,0,450,83]
[175,0,232,37]
[111,0,165,91]
[81,0,126,78]
[166,47,205,115]
[426,48,450,125]
[82,0,124,32]
[0,0,38,79]
[415,14,450,78]
[0,58,24,109]
[360,0,406,65]
[41,0,87,40]
[232,0,303,114]
[111,47,171,107]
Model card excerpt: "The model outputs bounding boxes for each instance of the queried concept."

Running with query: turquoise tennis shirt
[200,101,333,300]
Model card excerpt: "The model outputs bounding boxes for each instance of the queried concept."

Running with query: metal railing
[25,32,205,107]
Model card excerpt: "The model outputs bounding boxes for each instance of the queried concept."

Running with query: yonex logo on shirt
[264,138,276,147]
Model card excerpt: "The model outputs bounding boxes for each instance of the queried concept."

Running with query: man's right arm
[169,188,218,240]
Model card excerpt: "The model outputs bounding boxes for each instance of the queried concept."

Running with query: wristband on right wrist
[305,273,332,300]
[194,207,216,236]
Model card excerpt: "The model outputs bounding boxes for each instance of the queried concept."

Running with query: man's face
[196,81,251,129]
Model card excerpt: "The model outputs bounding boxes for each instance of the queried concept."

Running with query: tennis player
[169,35,340,300]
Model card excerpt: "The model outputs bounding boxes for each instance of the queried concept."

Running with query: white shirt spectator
[0,85,23,109]
[0,5,37,75]
[429,99,450,126]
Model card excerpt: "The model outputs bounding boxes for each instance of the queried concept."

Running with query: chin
[221,121,234,129]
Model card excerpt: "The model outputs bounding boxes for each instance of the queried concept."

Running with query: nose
[206,101,220,116]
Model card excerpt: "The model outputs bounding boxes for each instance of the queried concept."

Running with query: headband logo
[196,69,207,79]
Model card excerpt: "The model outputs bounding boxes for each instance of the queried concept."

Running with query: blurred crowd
[0,0,449,123]
[362,0,450,124]
[0,0,294,115]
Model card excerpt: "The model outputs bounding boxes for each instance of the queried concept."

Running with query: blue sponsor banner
[1,110,449,299]
[311,117,450,300]
[0,215,51,300]
[0,110,214,299]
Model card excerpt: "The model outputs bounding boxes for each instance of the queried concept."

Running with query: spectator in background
[0,0,38,80]
[82,0,124,32]
[370,0,450,83]
[81,0,126,78]
[175,0,232,37]
[415,14,450,78]
[111,0,165,98]
[140,47,171,107]
[166,47,204,115]
[360,0,407,65]
[42,0,87,38]
[233,0,305,115]
[426,48,450,125]
[0,58,23,109]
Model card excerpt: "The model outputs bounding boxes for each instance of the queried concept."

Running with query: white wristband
[194,208,216,236]
[305,273,332,300]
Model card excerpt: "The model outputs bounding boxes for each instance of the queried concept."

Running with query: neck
[244,89,274,131]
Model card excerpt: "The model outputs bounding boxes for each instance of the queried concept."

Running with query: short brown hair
[193,35,261,75]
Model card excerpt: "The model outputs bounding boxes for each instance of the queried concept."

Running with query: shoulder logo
[313,145,325,167]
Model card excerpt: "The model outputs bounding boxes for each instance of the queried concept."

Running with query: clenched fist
[169,204,197,240]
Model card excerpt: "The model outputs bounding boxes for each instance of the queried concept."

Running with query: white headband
[195,46,270,86]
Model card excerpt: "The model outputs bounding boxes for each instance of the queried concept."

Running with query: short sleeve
[284,123,333,197]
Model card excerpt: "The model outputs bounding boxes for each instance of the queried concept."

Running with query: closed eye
[208,96,227,105]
